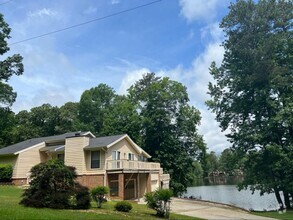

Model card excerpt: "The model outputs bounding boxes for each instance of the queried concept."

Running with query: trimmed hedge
[114,201,133,212]
[0,164,13,182]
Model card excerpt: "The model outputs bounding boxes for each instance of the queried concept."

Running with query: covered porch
[106,172,156,200]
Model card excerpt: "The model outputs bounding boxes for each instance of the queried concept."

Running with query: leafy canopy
[206,0,293,210]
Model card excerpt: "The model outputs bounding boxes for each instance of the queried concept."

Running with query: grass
[252,210,293,220]
[0,186,199,220]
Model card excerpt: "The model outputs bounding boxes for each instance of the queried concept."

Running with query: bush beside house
[145,189,173,218]
[0,164,13,182]
[20,159,90,209]
[114,201,133,212]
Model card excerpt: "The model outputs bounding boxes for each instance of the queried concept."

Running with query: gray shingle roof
[0,131,90,156]
[85,134,126,149]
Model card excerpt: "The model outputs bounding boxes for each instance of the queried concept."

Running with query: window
[57,154,64,162]
[128,153,134,161]
[91,151,100,168]
[112,151,120,160]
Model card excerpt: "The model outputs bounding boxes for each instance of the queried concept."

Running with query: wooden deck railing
[106,160,161,170]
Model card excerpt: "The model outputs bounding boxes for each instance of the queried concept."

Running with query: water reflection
[184,177,279,211]
[193,176,244,186]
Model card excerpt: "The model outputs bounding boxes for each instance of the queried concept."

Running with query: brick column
[118,173,124,200]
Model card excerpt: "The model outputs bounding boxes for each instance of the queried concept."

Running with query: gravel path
[170,198,276,220]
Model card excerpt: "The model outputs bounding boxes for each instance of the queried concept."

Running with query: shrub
[144,189,173,218]
[0,164,13,182]
[114,201,133,212]
[20,159,90,209]
[71,183,91,209]
[91,186,109,208]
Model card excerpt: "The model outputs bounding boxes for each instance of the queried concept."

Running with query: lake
[183,177,280,211]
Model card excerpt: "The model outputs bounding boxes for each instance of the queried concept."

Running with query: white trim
[54,145,65,152]
[14,142,45,155]
[106,134,127,148]
[107,135,151,158]
[83,131,96,138]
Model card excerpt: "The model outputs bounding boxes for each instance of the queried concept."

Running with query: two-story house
[0,131,170,200]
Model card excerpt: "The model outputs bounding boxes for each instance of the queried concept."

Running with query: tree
[102,95,141,144]
[129,73,206,195]
[20,159,90,209]
[206,0,293,210]
[0,13,23,148]
[79,84,115,134]
[0,108,15,148]
[0,14,24,109]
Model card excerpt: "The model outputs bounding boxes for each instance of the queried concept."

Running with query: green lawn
[0,186,199,220]
[253,210,293,220]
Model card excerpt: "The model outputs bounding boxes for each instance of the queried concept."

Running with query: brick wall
[76,174,104,189]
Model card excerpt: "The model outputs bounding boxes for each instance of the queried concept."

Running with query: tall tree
[206,0,293,209]
[79,84,115,135]
[102,95,141,143]
[0,13,23,148]
[129,73,205,195]
[0,14,23,109]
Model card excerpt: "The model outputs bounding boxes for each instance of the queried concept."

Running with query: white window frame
[112,151,120,160]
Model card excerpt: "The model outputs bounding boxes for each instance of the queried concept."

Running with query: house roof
[0,132,151,158]
[85,134,126,149]
[0,131,93,156]
[85,134,151,158]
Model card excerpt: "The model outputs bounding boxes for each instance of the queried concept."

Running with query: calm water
[183,178,280,211]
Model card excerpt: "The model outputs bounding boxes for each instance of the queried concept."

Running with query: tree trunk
[284,192,292,210]
[274,188,285,210]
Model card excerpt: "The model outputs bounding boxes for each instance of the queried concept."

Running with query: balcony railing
[106,160,161,170]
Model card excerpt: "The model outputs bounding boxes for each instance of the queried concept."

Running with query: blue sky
[2,0,234,153]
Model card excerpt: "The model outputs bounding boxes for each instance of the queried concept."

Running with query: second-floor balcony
[106,159,161,171]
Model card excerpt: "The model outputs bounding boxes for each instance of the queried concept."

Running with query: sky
[1,0,235,153]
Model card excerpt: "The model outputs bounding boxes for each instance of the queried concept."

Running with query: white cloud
[111,0,120,5]
[83,6,97,15]
[28,8,57,18]
[179,0,229,22]
[118,68,151,95]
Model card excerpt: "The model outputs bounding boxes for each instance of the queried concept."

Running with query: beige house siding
[14,142,46,178]
[83,150,105,175]
[65,136,89,175]
[0,155,18,178]
[151,173,160,191]
[105,139,139,161]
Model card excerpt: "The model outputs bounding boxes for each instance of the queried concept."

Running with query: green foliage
[207,0,293,210]
[144,189,173,218]
[91,186,109,208]
[20,159,90,209]
[114,201,133,212]
[0,14,24,109]
[129,73,206,195]
[0,164,12,181]
[0,14,23,148]
[79,84,115,134]
[71,183,91,209]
